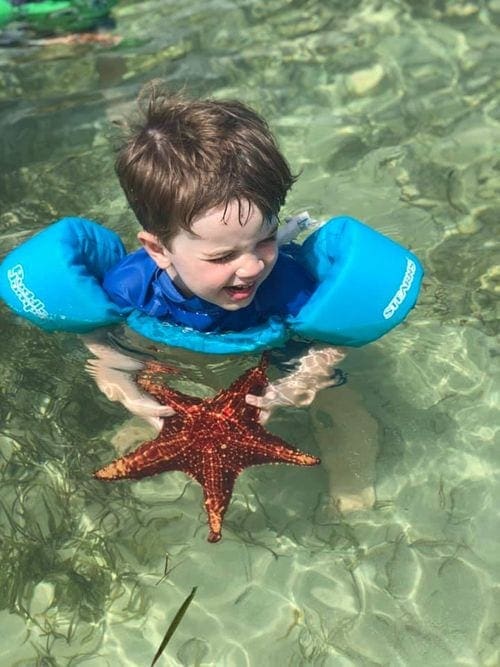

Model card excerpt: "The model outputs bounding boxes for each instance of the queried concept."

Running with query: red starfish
[94,355,320,542]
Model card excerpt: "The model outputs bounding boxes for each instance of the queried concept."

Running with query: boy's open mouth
[224,282,256,301]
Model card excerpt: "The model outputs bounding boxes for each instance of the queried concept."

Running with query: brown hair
[115,83,296,246]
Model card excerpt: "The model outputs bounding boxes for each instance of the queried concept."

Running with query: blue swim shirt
[102,248,316,333]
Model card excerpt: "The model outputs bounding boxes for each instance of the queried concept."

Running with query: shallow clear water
[0,1,499,665]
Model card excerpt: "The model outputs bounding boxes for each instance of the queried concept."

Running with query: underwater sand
[0,1,499,665]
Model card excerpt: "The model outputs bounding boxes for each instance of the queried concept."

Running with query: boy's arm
[245,214,347,422]
[245,346,347,424]
[83,333,346,428]
[82,332,175,430]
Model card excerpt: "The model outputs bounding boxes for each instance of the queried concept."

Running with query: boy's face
[139,199,279,310]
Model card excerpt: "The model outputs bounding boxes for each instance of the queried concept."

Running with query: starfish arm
[138,360,178,376]
[237,427,320,468]
[198,448,239,543]
[210,359,269,422]
[137,362,203,414]
[94,417,201,480]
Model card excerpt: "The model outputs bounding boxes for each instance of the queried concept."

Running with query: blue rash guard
[102,248,316,333]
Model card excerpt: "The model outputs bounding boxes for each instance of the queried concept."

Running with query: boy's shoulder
[102,248,158,310]
[257,250,316,318]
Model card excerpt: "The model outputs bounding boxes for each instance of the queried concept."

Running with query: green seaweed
[151,587,198,666]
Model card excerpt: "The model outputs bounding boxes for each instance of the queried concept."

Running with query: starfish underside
[94,356,320,542]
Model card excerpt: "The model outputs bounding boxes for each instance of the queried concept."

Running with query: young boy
[85,84,378,512]
[101,87,316,332]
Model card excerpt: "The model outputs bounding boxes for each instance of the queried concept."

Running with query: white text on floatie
[7,264,49,319]
[383,258,416,319]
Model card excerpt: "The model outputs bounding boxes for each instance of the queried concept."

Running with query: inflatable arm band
[0,217,127,332]
[0,216,423,354]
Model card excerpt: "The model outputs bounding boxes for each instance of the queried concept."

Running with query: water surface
[0,1,499,665]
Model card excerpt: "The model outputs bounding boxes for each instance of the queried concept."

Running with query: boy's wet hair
[115,82,296,246]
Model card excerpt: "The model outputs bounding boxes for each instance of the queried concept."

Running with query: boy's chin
[216,291,256,310]
[218,298,253,311]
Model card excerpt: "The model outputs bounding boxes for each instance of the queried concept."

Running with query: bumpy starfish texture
[94,356,320,542]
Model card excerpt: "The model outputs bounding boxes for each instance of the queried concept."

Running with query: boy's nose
[235,254,265,279]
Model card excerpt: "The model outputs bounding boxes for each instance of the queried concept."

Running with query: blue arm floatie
[289,216,423,346]
[0,216,423,352]
[0,217,127,332]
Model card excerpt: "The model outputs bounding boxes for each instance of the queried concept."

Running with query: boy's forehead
[193,199,255,224]
[189,200,274,236]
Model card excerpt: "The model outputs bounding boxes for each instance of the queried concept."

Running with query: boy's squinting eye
[260,231,277,244]
[206,252,235,264]
[204,231,277,264]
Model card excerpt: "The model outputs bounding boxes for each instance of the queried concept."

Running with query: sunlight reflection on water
[0,1,499,665]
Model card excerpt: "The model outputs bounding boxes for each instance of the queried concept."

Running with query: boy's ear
[137,231,172,269]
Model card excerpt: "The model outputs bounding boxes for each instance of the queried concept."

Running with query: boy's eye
[260,232,277,244]
[206,253,235,263]
[205,233,277,264]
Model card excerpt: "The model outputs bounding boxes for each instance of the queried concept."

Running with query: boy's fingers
[147,416,165,432]
[258,411,271,425]
[83,344,145,372]
[245,391,278,409]
[125,397,175,417]
[85,360,177,418]
[245,394,271,425]
[245,393,264,408]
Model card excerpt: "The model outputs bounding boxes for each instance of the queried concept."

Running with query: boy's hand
[83,336,175,430]
[245,346,347,425]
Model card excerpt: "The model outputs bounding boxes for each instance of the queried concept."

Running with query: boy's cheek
[266,249,279,273]
[193,266,228,291]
